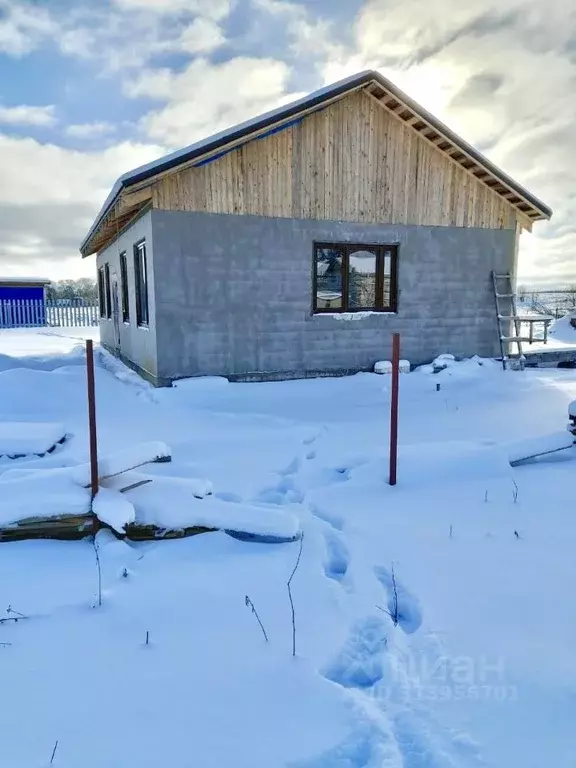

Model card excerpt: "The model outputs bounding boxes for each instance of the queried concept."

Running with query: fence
[46,303,99,328]
[0,299,99,329]
[518,291,576,319]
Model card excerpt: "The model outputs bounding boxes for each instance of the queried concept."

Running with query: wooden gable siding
[151,90,516,230]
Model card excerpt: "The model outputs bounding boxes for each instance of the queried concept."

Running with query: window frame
[104,263,112,319]
[313,242,398,314]
[119,251,130,323]
[98,266,106,318]
[133,239,149,327]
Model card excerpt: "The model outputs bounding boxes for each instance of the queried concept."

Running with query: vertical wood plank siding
[151,91,517,230]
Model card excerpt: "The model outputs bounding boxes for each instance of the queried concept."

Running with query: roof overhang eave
[80,69,553,254]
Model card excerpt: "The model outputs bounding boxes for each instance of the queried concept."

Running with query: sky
[0,0,574,286]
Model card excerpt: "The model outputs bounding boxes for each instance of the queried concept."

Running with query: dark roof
[81,70,552,253]
[0,277,51,285]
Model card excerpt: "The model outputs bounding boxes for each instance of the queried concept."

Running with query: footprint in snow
[322,528,350,587]
[256,474,304,505]
[374,566,423,635]
[290,716,402,768]
[280,456,300,477]
[323,615,389,689]
[309,503,344,531]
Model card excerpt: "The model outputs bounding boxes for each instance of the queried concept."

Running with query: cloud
[0,0,56,56]
[251,0,335,58]
[176,17,226,53]
[2,0,575,287]
[111,0,232,21]
[0,105,56,127]
[66,122,115,139]
[318,0,576,286]
[127,55,298,147]
[0,133,165,277]
[54,1,230,72]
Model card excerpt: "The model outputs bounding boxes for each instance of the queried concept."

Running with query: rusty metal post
[389,333,400,486]
[86,339,99,501]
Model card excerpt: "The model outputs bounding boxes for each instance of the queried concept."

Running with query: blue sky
[0,0,574,284]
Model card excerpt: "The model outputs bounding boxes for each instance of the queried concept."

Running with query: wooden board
[122,523,215,541]
[0,516,214,543]
[151,90,517,231]
[0,514,93,542]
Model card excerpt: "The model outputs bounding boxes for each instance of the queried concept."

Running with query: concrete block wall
[96,210,160,382]
[151,209,515,381]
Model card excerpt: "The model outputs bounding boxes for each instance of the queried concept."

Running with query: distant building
[0,277,51,327]
[80,70,552,385]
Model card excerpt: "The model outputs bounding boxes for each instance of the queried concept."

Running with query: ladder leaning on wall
[491,271,525,371]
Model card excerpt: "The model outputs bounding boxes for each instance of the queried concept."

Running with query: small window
[104,263,112,319]
[120,251,129,323]
[98,267,106,318]
[314,243,398,313]
[134,240,149,326]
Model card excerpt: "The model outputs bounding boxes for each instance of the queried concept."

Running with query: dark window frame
[98,266,106,318]
[104,263,112,319]
[134,239,149,327]
[119,251,130,323]
[313,242,398,314]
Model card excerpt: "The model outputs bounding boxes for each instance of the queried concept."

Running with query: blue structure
[0,278,51,327]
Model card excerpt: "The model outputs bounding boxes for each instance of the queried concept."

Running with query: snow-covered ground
[0,328,575,768]
[527,312,576,353]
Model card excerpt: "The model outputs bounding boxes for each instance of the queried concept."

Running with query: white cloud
[176,17,226,53]
[54,1,229,72]
[127,56,297,147]
[2,0,575,286]
[0,105,56,127]
[252,0,335,58]
[111,0,232,21]
[0,0,56,56]
[0,133,165,277]
[318,0,576,286]
[66,122,115,139]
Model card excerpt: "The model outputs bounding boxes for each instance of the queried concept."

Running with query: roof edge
[80,71,376,253]
[369,72,552,220]
[0,277,52,285]
[81,68,552,254]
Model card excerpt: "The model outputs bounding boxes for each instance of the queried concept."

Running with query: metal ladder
[491,271,524,371]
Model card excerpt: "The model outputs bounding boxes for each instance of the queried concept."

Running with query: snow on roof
[0,277,51,284]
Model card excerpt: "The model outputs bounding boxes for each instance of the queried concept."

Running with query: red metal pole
[389,333,400,486]
[86,339,99,502]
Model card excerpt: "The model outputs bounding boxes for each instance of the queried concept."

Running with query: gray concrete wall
[150,209,515,381]
[96,210,160,381]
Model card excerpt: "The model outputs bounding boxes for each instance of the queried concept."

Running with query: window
[120,251,130,323]
[314,243,398,313]
[134,240,149,326]
[98,267,106,318]
[104,263,112,319]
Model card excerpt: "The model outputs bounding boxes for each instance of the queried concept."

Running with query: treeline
[46,278,98,302]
